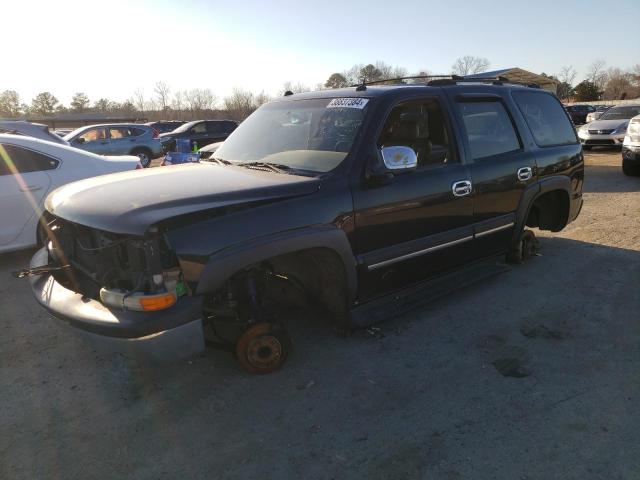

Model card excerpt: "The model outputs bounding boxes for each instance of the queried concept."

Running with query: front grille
[588,129,614,135]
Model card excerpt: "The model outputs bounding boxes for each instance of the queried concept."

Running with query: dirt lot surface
[1,150,639,479]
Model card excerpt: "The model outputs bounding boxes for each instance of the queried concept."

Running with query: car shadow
[3,235,640,478]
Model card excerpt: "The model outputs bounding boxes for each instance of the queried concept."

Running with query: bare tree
[133,88,145,114]
[154,81,171,112]
[603,68,636,100]
[171,90,185,117]
[281,81,309,95]
[254,91,271,107]
[631,64,640,87]
[451,56,490,76]
[558,66,577,87]
[343,64,364,85]
[586,60,608,91]
[223,88,256,121]
[184,88,217,117]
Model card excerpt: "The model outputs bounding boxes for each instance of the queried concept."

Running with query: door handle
[517,167,533,181]
[452,180,473,197]
[19,185,43,192]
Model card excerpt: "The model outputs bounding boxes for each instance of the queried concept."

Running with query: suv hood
[46,163,321,235]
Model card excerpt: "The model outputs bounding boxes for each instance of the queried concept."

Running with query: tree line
[543,61,640,102]
[2,57,638,121]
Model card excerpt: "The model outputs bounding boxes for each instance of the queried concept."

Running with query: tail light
[152,128,160,139]
[135,163,143,170]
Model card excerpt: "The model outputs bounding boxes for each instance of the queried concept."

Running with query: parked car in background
[159,120,237,152]
[64,123,163,167]
[577,104,640,149]
[622,114,640,176]
[0,121,68,145]
[197,140,224,160]
[54,128,75,137]
[145,120,186,134]
[585,105,612,124]
[0,134,141,253]
[565,104,595,125]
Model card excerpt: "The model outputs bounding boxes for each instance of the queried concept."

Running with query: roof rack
[350,75,540,90]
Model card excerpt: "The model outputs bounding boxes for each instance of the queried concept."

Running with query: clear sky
[2,0,639,106]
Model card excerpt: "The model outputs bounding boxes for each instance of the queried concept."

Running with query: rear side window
[513,91,577,147]
[0,143,59,175]
[206,122,222,133]
[191,123,207,134]
[110,127,145,138]
[457,100,521,160]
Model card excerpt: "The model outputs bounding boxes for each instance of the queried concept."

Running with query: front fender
[194,226,358,304]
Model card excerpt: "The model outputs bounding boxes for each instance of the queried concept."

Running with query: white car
[0,134,141,253]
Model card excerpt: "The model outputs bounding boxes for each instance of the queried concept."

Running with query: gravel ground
[1,149,639,480]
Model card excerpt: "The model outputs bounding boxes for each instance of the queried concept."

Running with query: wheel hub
[235,323,290,374]
[247,336,282,367]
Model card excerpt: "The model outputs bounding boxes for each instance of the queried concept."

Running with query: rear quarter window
[513,91,578,147]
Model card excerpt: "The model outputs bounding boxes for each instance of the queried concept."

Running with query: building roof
[466,68,558,92]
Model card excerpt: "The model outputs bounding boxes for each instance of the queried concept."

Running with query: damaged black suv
[26,77,584,372]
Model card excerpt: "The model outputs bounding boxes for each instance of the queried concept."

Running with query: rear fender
[512,175,572,244]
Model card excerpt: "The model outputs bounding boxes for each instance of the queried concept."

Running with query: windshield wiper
[238,162,291,174]
[204,156,231,166]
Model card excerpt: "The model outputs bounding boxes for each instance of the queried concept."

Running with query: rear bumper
[29,248,204,340]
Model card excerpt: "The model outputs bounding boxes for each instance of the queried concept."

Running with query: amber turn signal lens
[139,293,177,311]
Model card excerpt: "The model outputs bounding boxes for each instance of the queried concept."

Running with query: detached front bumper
[29,248,204,340]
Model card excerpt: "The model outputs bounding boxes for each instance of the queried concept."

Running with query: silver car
[64,123,163,167]
[577,105,640,150]
[585,105,612,124]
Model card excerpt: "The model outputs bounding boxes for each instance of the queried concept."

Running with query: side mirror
[380,146,417,172]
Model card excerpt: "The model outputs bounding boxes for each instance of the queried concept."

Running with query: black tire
[622,159,640,176]
[506,230,539,264]
[131,148,152,168]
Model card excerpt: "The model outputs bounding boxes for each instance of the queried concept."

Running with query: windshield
[214,97,370,173]
[600,106,640,121]
[171,121,199,134]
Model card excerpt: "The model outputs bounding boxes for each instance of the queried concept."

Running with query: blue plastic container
[163,151,200,166]
[175,138,191,153]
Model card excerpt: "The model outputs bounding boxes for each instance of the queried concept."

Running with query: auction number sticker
[326,98,369,109]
